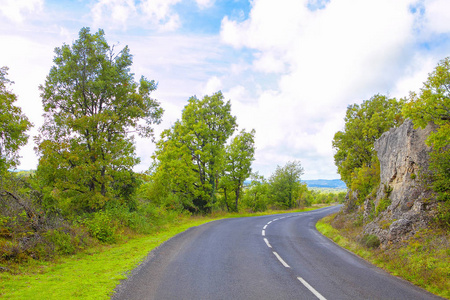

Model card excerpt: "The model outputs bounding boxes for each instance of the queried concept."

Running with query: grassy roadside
[316,214,450,299]
[0,207,320,299]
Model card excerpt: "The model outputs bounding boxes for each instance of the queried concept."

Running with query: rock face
[363,119,438,245]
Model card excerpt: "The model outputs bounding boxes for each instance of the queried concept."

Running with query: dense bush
[361,234,381,249]
[0,174,92,264]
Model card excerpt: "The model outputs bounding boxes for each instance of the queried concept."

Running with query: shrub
[82,211,117,243]
[435,201,450,228]
[361,234,381,248]
[350,162,380,206]
[45,229,76,255]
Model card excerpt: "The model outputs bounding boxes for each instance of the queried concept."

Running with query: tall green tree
[403,57,450,226]
[151,91,237,212]
[220,129,256,212]
[268,160,305,209]
[0,66,32,174]
[36,28,163,212]
[241,172,269,212]
[332,94,403,187]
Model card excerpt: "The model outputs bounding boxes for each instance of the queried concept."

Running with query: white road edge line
[297,277,327,300]
[273,252,290,268]
[264,238,272,248]
[263,225,267,230]
[267,221,272,225]
[262,230,265,236]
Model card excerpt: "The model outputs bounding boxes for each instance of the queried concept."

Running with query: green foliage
[333,94,403,187]
[241,173,269,212]
[376,196,391,216]
[375,184,393,217]
[0,173,92,263]
[403,57,450,227]
[360,234,381,249]
[82,211,117,243]
[151,91,237,213]
[220,129,256,212]
[435,201,450,228]
[0,66,32,173]
[403,57,450,130]
[35,27,162,213]
[45,229,76,255]
[350,161,380,206]
[268,161,306,209]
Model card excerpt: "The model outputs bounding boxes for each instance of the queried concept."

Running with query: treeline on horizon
[0,28,345,266]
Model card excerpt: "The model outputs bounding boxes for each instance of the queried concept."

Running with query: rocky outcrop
[363,119,438,246]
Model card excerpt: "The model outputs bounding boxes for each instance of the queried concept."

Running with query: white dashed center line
[261,214,328,300]
[297,277,327,300]
[273,251,290,268]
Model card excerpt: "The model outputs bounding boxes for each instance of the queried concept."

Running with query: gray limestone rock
[363,119,438,245]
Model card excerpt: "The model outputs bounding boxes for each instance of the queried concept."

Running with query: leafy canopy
[332,94,403,186]
[151,91,237,212]
[0,66,32,173]
[36,27,163,212]
[220,129,256,212]
[268,160,306,209]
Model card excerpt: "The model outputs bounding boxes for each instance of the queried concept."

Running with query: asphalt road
[112,206,442,300]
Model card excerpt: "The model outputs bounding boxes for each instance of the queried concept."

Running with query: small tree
[36,28,163,212]
[151,91,237,212]
[332,94,403,187]
[220,129,256,212]
[268,160,305,209]
[0,66,32,174]
[242,173,269,212]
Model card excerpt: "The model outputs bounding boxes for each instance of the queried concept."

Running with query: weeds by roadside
[317,214,450,299]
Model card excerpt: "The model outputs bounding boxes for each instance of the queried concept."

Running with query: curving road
[112,206,442,300]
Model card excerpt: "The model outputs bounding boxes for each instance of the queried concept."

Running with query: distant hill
[302,179,347,189]
[243,179,347,189]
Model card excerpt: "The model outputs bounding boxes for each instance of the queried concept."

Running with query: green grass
[0,206,321,299]
[0,218,216,299]
[317,215,450,299]
[315,215,372,259]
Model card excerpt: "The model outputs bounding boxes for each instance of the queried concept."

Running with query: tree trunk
[224,187,230,212]
[234,184,241,212]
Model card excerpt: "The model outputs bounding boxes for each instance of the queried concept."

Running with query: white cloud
[221,0,308,51]
[91,0,136,29]
[196,0,215,9]
[219,0,450,179]
[253,52,286,73]
[425,0,450,34]
[91,0,182,31]
[1,0,449,181]
[0,0,43,23]
[202,76,223,95]
[139,0,182,31]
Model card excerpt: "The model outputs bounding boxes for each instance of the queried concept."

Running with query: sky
[1,0,450,180]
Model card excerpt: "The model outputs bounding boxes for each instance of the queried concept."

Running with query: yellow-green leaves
[332,94,403,186]
[35,28,162,213]
[151,91,239,213]
[0,66,32,173]
[403,57,450,150]
[268,161,305,209]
